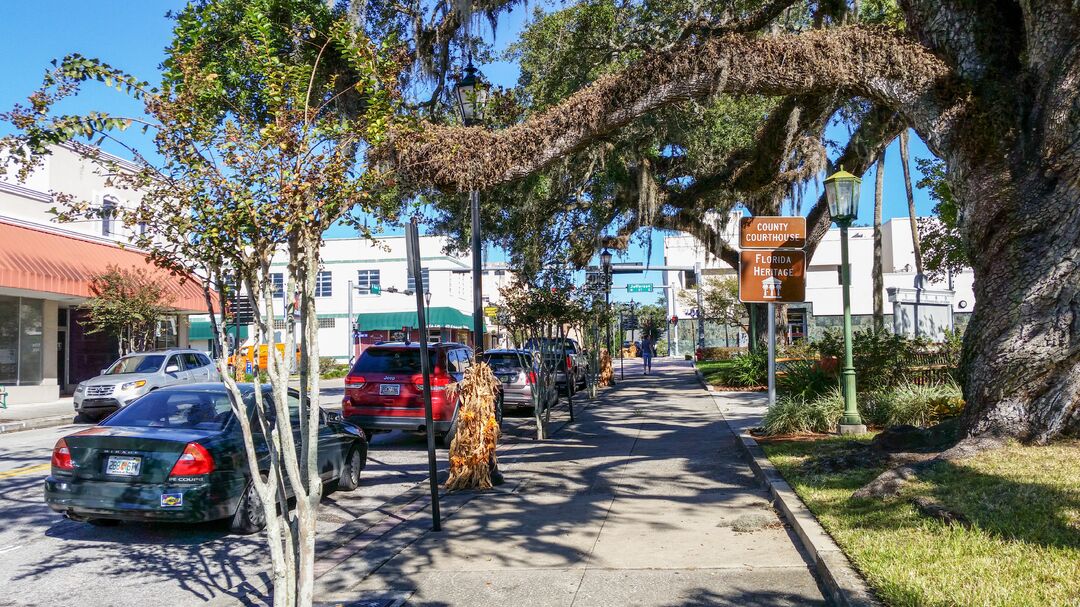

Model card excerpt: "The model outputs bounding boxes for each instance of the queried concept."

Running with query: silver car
[484,349,558,411]
[73,349,221,421]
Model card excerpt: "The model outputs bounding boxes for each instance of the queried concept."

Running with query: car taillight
[345,374,366,388]
[429,373,452,391]
[526,371,537,385]
[169,442,215,476]
[566,355,573,370]
[51,438,73,470]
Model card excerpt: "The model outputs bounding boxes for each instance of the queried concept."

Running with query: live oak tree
[379,0,1080,443]
[2,1,401,605]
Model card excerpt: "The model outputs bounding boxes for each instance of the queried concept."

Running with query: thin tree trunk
[873,151,885,331]
[899,131,924,276]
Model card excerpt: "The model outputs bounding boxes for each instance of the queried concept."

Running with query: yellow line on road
[0,463,51,479]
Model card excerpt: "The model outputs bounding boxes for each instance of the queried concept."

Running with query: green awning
[356,307,475,331]
[189,319,249,341]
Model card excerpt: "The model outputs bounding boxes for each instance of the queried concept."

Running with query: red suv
[342,342,476,446]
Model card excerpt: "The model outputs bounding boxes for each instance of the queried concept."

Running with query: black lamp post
[600,248,613,355]
[454,59,489,353]
[424,290,432,341]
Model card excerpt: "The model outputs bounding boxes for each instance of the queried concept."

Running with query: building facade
[0,145,207,404]
[190,236,510,363]
[662,212,975,350]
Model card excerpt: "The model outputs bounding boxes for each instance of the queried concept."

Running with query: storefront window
[19,299,44,384]
[0,296,17,383]
[0,296,45,385]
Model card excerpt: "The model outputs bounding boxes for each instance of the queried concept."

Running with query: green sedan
[44,383,367,534]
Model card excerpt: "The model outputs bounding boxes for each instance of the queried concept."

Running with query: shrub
[762,387,845,435]
[319,356,339,375]
[864,381,965,428]
[777,358,837,401]
[817,328,923,391]
[719,350,768,386]
[697,346,746,360]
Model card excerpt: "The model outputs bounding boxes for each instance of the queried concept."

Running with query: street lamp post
[455,59,489,353]
[824,166,866,434]
[425,290,432,342]
[600,248,613,355]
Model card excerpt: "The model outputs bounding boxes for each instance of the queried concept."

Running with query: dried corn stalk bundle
[599,348,614,387]
[445,360,501,491]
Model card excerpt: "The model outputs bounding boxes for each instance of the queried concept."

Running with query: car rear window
[103,390,235,430]
[352,349,437,374]
[484,353,524,371]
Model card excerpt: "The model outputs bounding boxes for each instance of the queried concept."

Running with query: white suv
[73,349,220,421]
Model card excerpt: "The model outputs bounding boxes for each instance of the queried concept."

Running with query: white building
[0,145,205,403]
[192,235,510,362]
[663,212,975,346]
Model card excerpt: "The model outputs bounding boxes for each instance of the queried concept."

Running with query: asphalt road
[0,386,554,607]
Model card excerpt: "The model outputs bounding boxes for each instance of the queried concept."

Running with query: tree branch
[380,26,962,190]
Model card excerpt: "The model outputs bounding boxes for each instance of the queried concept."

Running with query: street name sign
[626,283,654,293]
[739,216,806,249]
[739,250,806,303]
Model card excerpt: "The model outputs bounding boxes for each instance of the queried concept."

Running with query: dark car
[342,342,493,447]
[44,383,367,534]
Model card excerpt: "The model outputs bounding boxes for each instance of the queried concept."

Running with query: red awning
[0,221,212,313]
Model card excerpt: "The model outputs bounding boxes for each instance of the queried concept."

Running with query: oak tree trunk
[957,159,1080,442]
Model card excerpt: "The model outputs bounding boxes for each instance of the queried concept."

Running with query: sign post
[406,218,441,532]
[739,217,807,406]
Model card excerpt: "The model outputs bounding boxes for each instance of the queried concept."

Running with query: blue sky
[0,1,939,306]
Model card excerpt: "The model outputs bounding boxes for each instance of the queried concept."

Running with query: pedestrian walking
[641,336,654,374]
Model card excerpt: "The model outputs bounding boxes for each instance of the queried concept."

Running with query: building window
[0,296,45,386]
[356,269,380,292]
[154,317,178,350]
[101,197,117,236]
[137,221,147,237]
[495,269,505,276]
[315,271,332,297]
[317,317,336,329]
[271,273,284,297]
[274,319,289,330]
[407,268,429,292]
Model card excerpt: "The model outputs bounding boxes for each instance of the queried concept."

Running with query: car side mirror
[165,364,180,373]
[100,368,108,375]
[323,409,342,424]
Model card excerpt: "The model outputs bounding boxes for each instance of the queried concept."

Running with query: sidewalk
[0,397,76,433]
[312,358,827,606]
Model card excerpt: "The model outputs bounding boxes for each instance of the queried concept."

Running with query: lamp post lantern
[824,166,866,434]
[454,60,489,353]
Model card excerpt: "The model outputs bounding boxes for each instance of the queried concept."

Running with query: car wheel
[440,415,459,449]
[495,395,504,428]
[360,427,377,442]
[337,444,364,492]
[230,480,267,535]
[87,518,119,527]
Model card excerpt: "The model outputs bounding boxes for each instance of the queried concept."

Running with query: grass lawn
[762,436,1080,606]
[696,359,763,389]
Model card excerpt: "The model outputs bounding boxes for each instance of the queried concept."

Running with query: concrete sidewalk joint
[705,384,882,607]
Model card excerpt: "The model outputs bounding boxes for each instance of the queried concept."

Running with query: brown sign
[739,216,806,249]
[739,250,806,303]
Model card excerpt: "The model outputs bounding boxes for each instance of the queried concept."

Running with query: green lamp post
[824,166,867,434]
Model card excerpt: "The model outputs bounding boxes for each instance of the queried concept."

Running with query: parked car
[341,342,491,447]
[482,349,558,412]
[46,383,367,533]
[74,349,221,422]
[524,337,589,390]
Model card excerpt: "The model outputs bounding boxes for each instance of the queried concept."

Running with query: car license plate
[379,384,401,396]
[105,456,141,476]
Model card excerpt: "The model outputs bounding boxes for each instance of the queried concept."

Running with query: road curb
[0,414,77,435]
[705,388,881,607]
